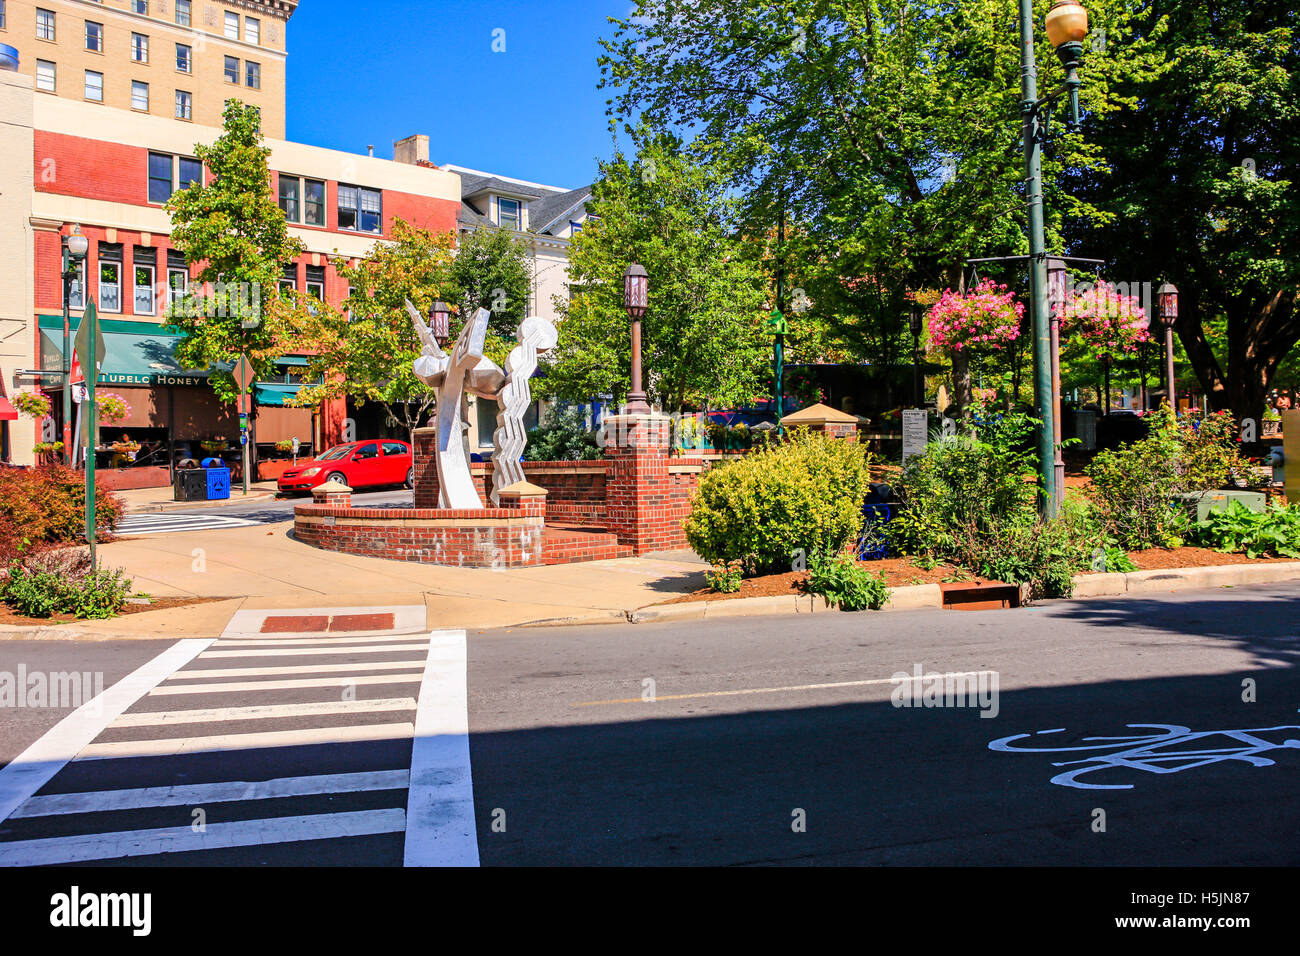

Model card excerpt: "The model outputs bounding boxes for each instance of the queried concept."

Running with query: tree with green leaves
[448,226,532,338]
[165,100,304,461]
[542,135,770,413]
[1068,0,1298,423]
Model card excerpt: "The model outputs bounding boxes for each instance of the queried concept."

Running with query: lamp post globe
[623,263,651,415]
[1154,282,1180,411]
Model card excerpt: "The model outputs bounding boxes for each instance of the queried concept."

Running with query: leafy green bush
[704,559,743,593]
[1190,500,1300,558]
[0,464,122,544]
[1084,406,1259,550]
[968,505,1094,599]
[807,552,890,611]
[684,428,872,573]
[524,405,601,461]
[1,550,133,619]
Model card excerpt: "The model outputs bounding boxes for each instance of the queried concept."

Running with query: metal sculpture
[406,300,556,509]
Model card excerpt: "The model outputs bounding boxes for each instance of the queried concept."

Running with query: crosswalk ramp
[0,610,478,867]
[114,513,264,536]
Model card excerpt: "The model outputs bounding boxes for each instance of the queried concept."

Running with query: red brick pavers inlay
[260,615,330,633]
[329,613,396,632]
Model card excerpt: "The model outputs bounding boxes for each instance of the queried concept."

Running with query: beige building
[0,0,293,137]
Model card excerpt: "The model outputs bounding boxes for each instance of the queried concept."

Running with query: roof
[447,165,592,236]
[459,174,549,202]
[779,402,861,425]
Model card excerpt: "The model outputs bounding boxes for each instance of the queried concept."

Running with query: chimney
[367,145,374,157]
[393,134,430,166]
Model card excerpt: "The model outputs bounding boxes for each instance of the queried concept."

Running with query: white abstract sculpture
[406,300,556,510]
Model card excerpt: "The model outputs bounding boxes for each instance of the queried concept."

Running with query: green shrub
[1189,500,1300,558]
[1083,406,1258,550]
[807,552,890,611]
[0,464,122,544]
[968,505,1094,599]
[704,560,743,593]
[524,405,601,461]
[684,428,872,573]
[1,550,133,619]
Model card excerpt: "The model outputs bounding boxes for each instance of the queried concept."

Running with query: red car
[277,440,414,494]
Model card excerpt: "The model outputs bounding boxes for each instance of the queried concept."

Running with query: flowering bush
[926,280,1024,353]
[95,392,131,424]
[1058,282,1151,359]
[13,392,52,418]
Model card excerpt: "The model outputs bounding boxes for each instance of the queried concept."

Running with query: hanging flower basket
[1058,281,1151,360]
[96,392,132,424]
[13,392,52,419]
[926,280,1024,354]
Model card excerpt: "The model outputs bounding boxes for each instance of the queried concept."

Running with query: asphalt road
[135,488,413,528]
[0,581,1297,866]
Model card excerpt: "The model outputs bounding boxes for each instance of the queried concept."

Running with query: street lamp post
[61,225,88,464]
[909,304,923,407]
[623,263,651,415]
[1020,0,1090,518]
[1155,282,1179,412]
[430,300,450,346]
[1046,258,1068,514]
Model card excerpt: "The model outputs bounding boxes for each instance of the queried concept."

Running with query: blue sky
[286,0,632,188]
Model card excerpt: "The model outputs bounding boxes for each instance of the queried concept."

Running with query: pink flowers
[927,280,1025,353]
[1057,282,1150,359]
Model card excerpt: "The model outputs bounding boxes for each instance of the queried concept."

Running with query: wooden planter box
[940,580,1020,611]
[256,459,299,481]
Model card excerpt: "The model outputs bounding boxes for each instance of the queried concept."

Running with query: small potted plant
[200,438,227,455]
[32,440,64,464]
[275,439,295,456]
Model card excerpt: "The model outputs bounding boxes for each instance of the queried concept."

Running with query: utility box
[1073,409,1097,451]
[1174,489,1267,523]
[1284,410,1300,503]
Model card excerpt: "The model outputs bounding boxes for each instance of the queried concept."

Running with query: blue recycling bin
[202,459,231,500]
[855,502,898,560]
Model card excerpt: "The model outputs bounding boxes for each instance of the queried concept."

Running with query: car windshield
[317,444,355,461]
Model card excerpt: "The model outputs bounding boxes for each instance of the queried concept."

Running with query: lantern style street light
[1155,282,1179,412]
[429,300,450,345]
[1046,257,1069,512]
[1019,0,1089,518]
[623,263,651,415]
[62,224,89,464]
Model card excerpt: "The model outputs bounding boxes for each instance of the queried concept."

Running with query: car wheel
[326,471,348,487]
[404,467,414,489]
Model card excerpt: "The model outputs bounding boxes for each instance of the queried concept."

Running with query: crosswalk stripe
[0,808,407,866]
[165,661,430,680]
[110,698,417,728]
[218,634,427,647]
[75,722,415,760]
[115,515,262,535]
[149,674,425,695]
[11,770,411,818]
[198,643,429,659]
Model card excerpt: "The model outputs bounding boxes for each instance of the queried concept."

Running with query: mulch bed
[0,595,226,628]
[1120,546,1299,570]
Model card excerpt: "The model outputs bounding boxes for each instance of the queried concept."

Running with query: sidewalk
[0,519,710,639]
[114,480,279,513]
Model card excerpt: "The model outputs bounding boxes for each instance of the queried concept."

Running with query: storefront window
[99,263,120,312]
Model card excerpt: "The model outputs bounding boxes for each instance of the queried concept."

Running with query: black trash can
[173,466,208,502]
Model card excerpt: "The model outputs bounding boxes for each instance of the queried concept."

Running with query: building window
[176,43,191,73]
[245,61,260,89]
[497,197,521,230]
[131,80,149,111]
[223,55,238,83]
[167,251,188,308]
[304,179,325,226]
[35,60,56,92]
[132,0,148,14]
[179,156,202,189]
[131,33,148,63]
[338,185,381,233]
[244,16,259,44]
[84,70,103,102]
[175,89,191,119]
[0,1,6,31]
[149,153,202,203]
[175,0,190,27]
[36,8,55,41]
[98,246,122,313]
[278,176,299,222]
[305,266,325,300]
[279,265,296,295]
[68,259,86,311]
[133,250,156,315]
[85,21,103,52]
[224,11,238,39]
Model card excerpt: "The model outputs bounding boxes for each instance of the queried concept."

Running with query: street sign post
[232,354,254,495]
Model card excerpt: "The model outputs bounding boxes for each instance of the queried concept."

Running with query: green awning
[254,383,303,406]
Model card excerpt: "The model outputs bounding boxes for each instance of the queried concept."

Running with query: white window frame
[84,70,103,102]
[132,0,148,14]
[244,16,259,45]
[85,20,103,53]
[497,196,522,230]
[36,8,55,42]
[224,11,238,40]
[35,59,56,92]
[176,43,191,73]
[223,55,238,84]
[131,80,149,111]
[245,60,260,89]
[131,32,149,64]
[175,89,192,120]
[175,0,191,27]
[68,259,86,311]
[133,262,156,315]
[168,267,188,307]
[99,261,121,313]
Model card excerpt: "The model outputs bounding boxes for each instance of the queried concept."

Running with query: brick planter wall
[603,414,703,554]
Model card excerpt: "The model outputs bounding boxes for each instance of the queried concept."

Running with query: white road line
[75,722,415,760]
[0,639,213,826]
[148,674,425,696]
[0,808,406,866]
[198,643,429,659]
[110,698,416,728]
[164,660,430,680]
[218,634,428,647]
[405,629,479,868]
[12,770,410,818]
[575,671,1002,706]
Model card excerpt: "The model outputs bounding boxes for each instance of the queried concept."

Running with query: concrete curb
[0,624,220,641]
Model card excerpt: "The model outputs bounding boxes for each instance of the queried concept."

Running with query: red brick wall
[35,132,145,204]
